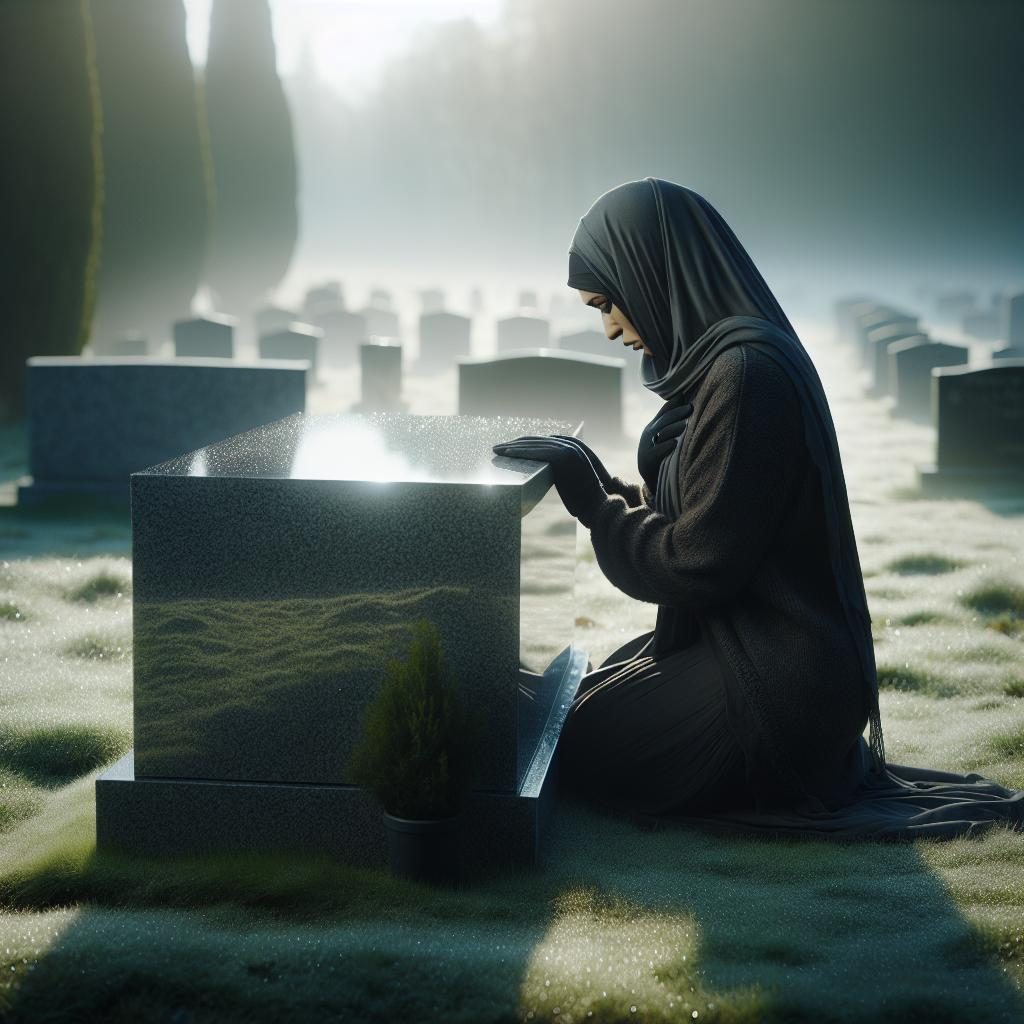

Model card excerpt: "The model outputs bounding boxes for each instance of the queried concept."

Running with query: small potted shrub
[348,617,482,886]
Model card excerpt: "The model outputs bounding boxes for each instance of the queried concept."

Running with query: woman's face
[576,289,652,356]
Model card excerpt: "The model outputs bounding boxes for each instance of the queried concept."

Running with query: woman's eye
[599,300,613,315]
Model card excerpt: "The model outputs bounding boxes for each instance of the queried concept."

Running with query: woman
[494,178,1022,839]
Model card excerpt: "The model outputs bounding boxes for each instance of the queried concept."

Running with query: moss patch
[888,554,965,576]
[66,572,130,603]
[0,725,129,788]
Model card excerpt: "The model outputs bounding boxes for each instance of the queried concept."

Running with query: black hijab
[567,178,886,779]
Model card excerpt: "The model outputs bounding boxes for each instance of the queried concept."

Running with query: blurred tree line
[0,0,297,421]
[289,0,1024,284]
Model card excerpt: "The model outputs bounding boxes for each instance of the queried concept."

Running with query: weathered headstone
[259,323,323,375]
[17,357,307,505]
[417,311,471,373]
[173,315,236,359]
[836,298,881,346]
[313,309,368,368]
[459,349,624,442]
[918,361,1024,492]
[95,412,587,872]
[368,287,393,310]
[496,315,550,352]
[355,341,405,412]
[517,289,539,310]
[889,338,969,421]
[865,325,926,397]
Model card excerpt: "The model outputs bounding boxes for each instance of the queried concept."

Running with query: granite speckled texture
[20,358,308,497]
[131,412,581,796]
[173,316,236,359]
[459,349,624,442]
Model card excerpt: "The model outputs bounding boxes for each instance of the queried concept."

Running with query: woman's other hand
[492,435,606,524]
[638,402,693,495]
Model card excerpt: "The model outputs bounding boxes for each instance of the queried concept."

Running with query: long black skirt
[557,629,1024,841]
[557,627,750,819]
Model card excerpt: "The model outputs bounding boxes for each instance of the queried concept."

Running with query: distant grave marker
[173,315,236,359]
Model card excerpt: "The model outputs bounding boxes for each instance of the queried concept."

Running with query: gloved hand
[547,434,612,487]
[638,401,693,495]
[492,435,606,524]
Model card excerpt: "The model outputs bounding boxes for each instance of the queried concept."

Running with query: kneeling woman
[494,178,1022,839]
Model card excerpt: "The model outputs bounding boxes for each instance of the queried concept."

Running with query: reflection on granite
[132,412,582,795]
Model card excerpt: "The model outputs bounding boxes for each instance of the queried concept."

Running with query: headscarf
[567,178,886,779]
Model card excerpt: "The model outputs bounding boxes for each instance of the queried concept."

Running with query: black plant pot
[382,810,463,887]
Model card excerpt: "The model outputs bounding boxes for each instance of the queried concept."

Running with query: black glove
[492,435,606,525]
[547,434,612,487]
[638,401,693,495]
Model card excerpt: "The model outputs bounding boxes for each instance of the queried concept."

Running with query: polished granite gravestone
[353,341,406,413]
[865,325,926,397]
[95,412,586,871]
[497,315,550,352]
[17,357,307,505]
[259,323,323,376]
[417,311,471,373]
[459,349,624,442]
[313,309,368,369]
[173,315,236,359]
[918,360,1024,493]
[889,338,969,421]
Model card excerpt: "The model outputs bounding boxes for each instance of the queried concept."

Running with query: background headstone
[313,309,368,368]
[173,315,236,359]
[259,322,323,374]
[865,324,926,397]
[417,311,471,373]
[459,349,623,441]
[302,281,344,320]
[419,288,445,313]
[255,305,299,337]
[356,341,405,412]
[496,315,550,352]
[110,332,148,357]
[889,338,969,422]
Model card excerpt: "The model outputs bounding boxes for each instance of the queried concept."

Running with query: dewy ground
[0,320,1021,1023]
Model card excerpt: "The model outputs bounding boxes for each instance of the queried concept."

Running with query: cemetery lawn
[1,329,1023,1023]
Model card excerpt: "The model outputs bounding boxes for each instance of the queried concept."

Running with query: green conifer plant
[349,618,481,820]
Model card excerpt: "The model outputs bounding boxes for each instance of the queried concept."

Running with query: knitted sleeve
[604,476,649,508]
[581,346,805,608]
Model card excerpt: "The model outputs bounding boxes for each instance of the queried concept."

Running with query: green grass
[0,600,24,621]
[1,336,1024,1021]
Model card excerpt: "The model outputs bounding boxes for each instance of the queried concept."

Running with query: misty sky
[183,0,501,101]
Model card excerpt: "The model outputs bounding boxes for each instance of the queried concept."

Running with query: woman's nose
[603,314,621,341]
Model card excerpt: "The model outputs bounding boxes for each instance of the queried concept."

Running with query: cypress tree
[88,0,211,353]
[203,0,298,317]
[0,0,103,422]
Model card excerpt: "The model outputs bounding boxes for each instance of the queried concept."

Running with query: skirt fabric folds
[557,627,749,818]
[557,628,1024,840]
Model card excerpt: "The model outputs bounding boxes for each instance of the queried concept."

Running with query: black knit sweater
[574,344,871,808]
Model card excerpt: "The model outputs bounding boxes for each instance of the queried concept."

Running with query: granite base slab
[918,464,1024,496]
[97,646,587,876]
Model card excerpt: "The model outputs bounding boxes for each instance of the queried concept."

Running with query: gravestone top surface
[175,314,238,328]
[137,411,578,485]
[459,347,626,369]
[27,356,304,370]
